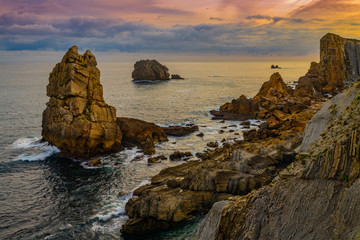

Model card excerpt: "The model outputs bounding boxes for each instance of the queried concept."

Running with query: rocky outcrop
[294,33,360,95]
[212,73,315,136]
[121,135,302,234]
[132,60,170,81]
[210,95,259,120]
[116,117,168,155]
[42,46,122,158]
[161,125,199,137]
[210,79,360,240]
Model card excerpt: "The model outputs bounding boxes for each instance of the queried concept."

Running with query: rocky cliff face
[132,59,170,81]
[42,46,122,157]
[204,80,360,240]
[296,33,360,95]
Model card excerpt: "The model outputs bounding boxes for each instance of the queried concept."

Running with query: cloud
[246,15,305,24]
[0,11,323,56]
[209,17,224,21]
[291,0,360,19]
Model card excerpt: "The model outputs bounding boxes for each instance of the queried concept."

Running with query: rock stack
[132,59,170,81]
[42,46,122,158]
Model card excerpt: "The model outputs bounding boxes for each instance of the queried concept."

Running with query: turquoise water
[0,60,309,239]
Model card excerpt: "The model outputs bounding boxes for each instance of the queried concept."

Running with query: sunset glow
[0,0,359,56]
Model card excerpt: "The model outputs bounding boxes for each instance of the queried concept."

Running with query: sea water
[0,60,309,239]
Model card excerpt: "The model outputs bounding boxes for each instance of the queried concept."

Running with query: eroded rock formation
[210,79,360,240]
[295,33,360,95]
[42,46,122,157]
[132,59,170,81]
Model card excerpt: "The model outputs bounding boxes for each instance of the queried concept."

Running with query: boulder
[116,117,168,155]
[161,125,199,137]
[42,46,122,158]
[132,59,170,81]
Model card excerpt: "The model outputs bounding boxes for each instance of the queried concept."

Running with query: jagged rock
[211,95,259,120]
[42,46,122,158]
[116,117,168,155]
[294,33,360,95]
[213,79,360,240]
[171,74,184,79]
[254,72,294,101]
[132,59,170,81]
[161,125,199,137]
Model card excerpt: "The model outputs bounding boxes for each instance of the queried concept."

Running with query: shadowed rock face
[42,46,122,158]
[132,59,170,80]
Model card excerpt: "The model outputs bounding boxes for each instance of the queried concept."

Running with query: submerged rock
[132,59,170,81]
[171,74,184,79]
[42,46,122,158]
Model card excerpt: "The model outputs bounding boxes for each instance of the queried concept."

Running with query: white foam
[12,137,60,161]
[12,137,42,149]
[91,180,150,223]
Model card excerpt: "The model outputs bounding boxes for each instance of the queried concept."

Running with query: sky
[0,0,360,59]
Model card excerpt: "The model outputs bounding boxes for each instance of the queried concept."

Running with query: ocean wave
[12,137,60,161]
[91,180,150,224]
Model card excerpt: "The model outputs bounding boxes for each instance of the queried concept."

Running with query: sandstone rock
[132,60,170,81]
[42,46,122,158]
[116,117,168,155]
[295,33,360,95]
[161,125,199,137]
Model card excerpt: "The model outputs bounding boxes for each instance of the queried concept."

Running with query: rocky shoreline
[121,33,360,238]
[40,33,360,239]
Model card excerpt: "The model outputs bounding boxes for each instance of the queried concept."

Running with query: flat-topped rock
[42,46,122,158]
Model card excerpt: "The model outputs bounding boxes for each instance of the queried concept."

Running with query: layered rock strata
[132,59,170,81]
[296,33,360,95]
[209,79,360,240]
[42,46,122,157]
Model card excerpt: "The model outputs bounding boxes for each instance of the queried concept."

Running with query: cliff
[296,33,360,95]
[208,79,360,240]
[121,33,360,239]
[42,46,122,157]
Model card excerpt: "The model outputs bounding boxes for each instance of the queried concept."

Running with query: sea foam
[12,137,60,161]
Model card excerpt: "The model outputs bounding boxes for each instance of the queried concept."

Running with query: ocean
[0,60,309,239]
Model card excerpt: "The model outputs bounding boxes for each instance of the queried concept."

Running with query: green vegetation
[342,174,349,182]
[82,100,92,121]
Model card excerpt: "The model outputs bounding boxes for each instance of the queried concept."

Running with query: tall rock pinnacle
[42,46,122,158]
